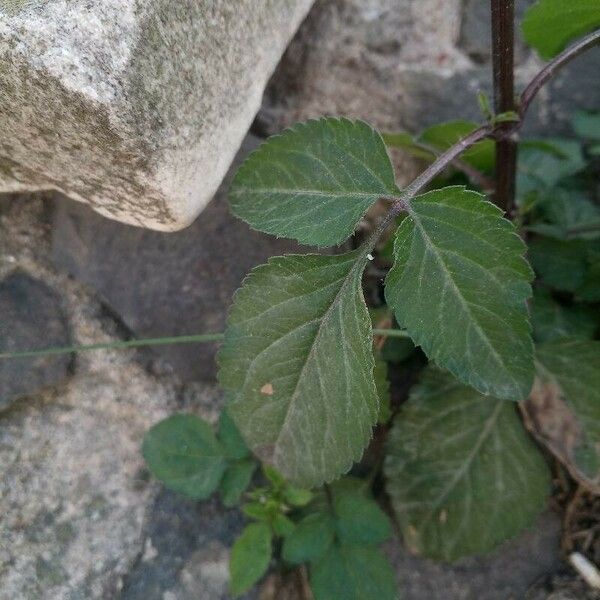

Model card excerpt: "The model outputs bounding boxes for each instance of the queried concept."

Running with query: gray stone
[259,0,600,144]
[385,510,563,600]
[50,136,309,382]
[0,0,314,230]
[0,271,71,411]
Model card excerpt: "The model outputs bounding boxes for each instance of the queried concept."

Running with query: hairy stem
[491,0,517,215]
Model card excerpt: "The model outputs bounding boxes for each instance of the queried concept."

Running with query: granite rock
[0,0,314,230]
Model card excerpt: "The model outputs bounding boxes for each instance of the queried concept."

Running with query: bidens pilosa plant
[142,1,600,597]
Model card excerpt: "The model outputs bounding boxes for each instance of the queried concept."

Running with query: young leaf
[384,368,551,562]
[530,288,597,343]
[142,414,226,500]
[522,0,600,59]
[333,489,391,545]
[218,408,250,460]
[419,121,495,173]
[229,118,399,246]
[272,513,296,537]
[526,339,600,488]
[284,486,313,507]
[219,251,379,487]
[310,543,397,600]
[385,186,534,401]
[230,523,272,597]
[220,459,256,508]
[282,512,336,565]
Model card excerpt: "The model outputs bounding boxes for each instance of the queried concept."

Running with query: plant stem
[519,29,600,120]
[0,328,410,360]
[491,0,517,215]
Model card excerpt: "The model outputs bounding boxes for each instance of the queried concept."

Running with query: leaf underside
[229,118,399,246]
[384,368,551,562]
[385,186,534,401]
[526,339,600,488]
[522,0,600,59]
[218,251,379,487]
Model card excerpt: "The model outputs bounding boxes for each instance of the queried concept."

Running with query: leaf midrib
[407,207,510,379]
[273,253,369,469]
[415,400,504,531]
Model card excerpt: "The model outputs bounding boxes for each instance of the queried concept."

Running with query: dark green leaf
[522,0,600,59]
[532,340,600,486]
[220,459,256,508]
[230,523,272,597]
[385,368,551,561]
[219,251,379,486]
[528,237,588,292]
[385,186,534,401]
[229,118,399,246]
[142,414,226,500]
[577,262,600,302]
[310,543,397,600]
[333,489,391,545]
[282,512,336,565]
[531,288,597,343]
[218,408,250,460]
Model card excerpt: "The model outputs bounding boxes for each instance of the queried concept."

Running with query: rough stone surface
[0,271,71,411]
[385,510,563,599]
[258,0,600,143]
[50,135,309,382]
[0,0,315,230]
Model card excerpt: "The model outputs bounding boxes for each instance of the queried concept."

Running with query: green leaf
[272,513,296,537]
[382,131,435,160]
[532,340,600,485]
[384,368,551,562]
[218,408,250,460]
[310,543,397,600]
[142,414,226,500]
[573,110,600,141]
[419,121,495,173]
[284,486,313,507]
[282,512,336,565]
[230,523,272,597]
[531,288,597,343]
[219,251,379,487]
[374,357,392,424]
[522,0,600,59]
[242,501,270,521]
[333,489,391,545]
[528,237,589,292]
[577,262,600,302]
[220,459,256,508]
[385,186,534,401]
[229,118,399,246]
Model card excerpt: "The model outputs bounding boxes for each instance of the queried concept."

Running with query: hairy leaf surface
[143,414,226,500]
[385,186,534,400]
[218,251,379,487]
[230,118,398,246]
[522,0,600,59]
[526,339,600,488]
[384,368,551,561]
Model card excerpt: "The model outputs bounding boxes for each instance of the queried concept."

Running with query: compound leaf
[230,118,399,246]
[385,186,534,401]
[218,251,379,487]
[310,543,397,600]
[527,339,600,488]
[384,368,551,562]
[522,0,600,59]
[143,414,226,500]
[230,523,272,597]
